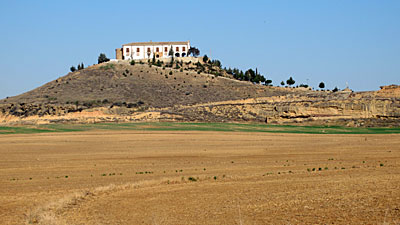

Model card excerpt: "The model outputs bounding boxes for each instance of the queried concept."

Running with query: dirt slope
[1,60,294,108]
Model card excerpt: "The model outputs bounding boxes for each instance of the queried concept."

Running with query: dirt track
[0,131,399,224]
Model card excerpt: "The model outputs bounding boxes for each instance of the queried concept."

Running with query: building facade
[116,41,190,60]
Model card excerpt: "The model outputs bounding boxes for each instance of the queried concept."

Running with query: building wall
[122,42,190,60]
[115,48,123,60]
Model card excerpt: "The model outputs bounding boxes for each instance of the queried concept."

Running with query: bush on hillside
[319,82,325,89]
[203,55,209,63]
[188,47,200,57]
[286,77,295,86]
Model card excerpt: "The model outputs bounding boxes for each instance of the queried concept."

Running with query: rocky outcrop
[158,88,400,127]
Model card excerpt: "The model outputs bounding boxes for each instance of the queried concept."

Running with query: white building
[116,41,190,60]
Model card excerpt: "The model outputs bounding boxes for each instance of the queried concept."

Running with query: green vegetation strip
[0,122,399,135]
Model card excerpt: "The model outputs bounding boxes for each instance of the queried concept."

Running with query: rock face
[165,90,400,127]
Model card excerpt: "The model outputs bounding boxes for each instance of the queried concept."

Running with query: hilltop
[0,59,399,126]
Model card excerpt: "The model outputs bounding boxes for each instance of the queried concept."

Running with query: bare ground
[0,131,399,224]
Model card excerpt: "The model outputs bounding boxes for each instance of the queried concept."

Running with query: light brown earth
[0,131,399,224]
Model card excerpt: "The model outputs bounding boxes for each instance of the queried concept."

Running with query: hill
[2,60,296,108]
[0,59,399,126]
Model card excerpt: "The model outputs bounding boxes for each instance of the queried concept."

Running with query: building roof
[122,41,189,47]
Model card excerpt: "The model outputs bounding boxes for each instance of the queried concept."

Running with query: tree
[265,79,272,86]
[98,53,110,64]
[70,66,76,72]
[286,77,295,86]
[245,69,256,82]
[77,63,84,70]
[168,46,174,57]
[211,59,221,68]
[332,87,339,92]
[188,47,200,57]
[168,46,174,65]
[203,55,209,63]
[319,82,325,89]
[280,81,285,86]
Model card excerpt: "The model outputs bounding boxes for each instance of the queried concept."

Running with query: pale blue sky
[0,0,399,99]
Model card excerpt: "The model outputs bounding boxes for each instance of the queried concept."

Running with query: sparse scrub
[100,64,114,70]
[188,177,197,182]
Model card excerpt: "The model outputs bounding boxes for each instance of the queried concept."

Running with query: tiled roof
[122,41,189,46]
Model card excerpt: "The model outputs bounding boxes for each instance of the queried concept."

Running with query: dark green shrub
[286,77,295,86]
[203,55,209,63]
[188,177,197,181]
[98,53,110,64]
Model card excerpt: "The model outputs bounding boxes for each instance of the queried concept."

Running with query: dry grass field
[0,128,399,224]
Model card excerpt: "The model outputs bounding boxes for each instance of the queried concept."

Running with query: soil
[0,130,399,224]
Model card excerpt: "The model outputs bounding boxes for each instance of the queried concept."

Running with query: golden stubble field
[0,130,399,224]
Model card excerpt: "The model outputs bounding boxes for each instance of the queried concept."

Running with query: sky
[0,0,399,99]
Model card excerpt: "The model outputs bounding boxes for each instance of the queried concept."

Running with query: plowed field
[0,130,399,224]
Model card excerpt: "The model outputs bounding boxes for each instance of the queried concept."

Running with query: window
[164,47,168,52]
[147,47,151,52]
[137,47,140,52]
[176,46,179,51]
[156,47,159,52]
[183,47,186,51]
[125,48,130,56]
[126,48,130,53]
